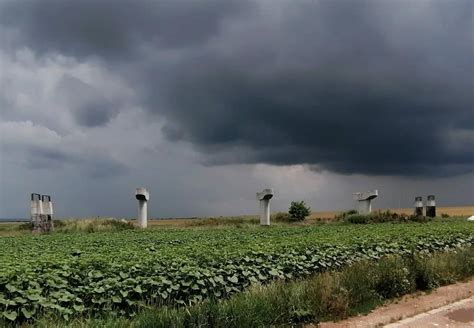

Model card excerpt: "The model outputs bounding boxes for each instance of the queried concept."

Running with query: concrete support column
[256,189,274,226]
[138,199,147,228]
[30,193,42,233]
[353,190,378,214]
[135,188,149,228]
[259,199,270,225]
[426,195,436,218]
[42,195,54,231]
[414,196,423,216]
[357,200,371,214]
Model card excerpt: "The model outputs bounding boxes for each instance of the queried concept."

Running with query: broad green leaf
[3,311,17,321]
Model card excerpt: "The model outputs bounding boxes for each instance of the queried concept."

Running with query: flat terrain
[1,219,473,324]
[147,205,474,226]
[1,206,471,231]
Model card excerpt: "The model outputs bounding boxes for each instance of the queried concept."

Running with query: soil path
[310,279,474,328]
[385,297,474,327]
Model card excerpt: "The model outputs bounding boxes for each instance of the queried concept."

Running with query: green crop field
[1,220,473,324]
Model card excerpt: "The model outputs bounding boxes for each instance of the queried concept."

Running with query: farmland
[147,205,474,225]
[1,219,473,324]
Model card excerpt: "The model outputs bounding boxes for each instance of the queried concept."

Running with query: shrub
[17,222,33,230]
[369,210,397,223]
[343,210,432,224]
[185,217,259,227]
[374,256,415,298]
[345,214,370,224]
[341,261,379,313]
[334,210,358,221]
[53,220,67,228]
[441,213,450,218]
[407,255,441,290]
[55,219,135,233]
[272,212,292,222]
[408,215,431,223]
[288,201,311,221]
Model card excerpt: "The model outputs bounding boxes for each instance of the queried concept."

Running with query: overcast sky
[0,0,473,219]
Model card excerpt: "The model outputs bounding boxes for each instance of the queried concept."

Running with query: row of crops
[1,220,473,322]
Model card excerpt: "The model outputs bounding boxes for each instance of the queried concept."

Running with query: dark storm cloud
[26,147,76,170]
[26,146,128,178]
[56,75,118,127]
[0,0,253,58]
[151,1,474,176]
[1,0,472,176]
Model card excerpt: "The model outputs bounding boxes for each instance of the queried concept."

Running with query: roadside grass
[180,216,259,228]
[13,218,135,234]
[1,219,135,237]
[52,219,135,233]
[27,247,474,328]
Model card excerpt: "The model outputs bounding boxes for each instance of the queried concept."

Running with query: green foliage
[271,212,291,222]
[0,221,473,323]
[374,256,414,298]
[17,222,34,231]
[17,219,134,233]
[345,214,370,224]
[184,217,259,227]
[344,210,433,224]
[53,220,67,228]
[408,214,431,223]
[55,219,135,233]
[334,210,358,221]
[288,201,311,221]
[27,247,474,328]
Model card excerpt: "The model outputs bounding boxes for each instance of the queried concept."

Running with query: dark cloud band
[1,0,472,176]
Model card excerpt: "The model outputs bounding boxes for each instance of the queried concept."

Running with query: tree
[288,201,311,221]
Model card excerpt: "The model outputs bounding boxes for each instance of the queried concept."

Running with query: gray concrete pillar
[42,195,54,231]
[30,193,42,233]
[426,195,436,218]
[256,189,274,226]
[135,187,149,228]
[414,196,423,216]
[31,194,55,233]
[353,190,378,214]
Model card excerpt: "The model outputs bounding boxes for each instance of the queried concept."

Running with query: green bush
[334,210,358,221]
[55,219,135,233]
[408,256,441,290]
[344,210,432,224]
[53,220,67,228]
[184,217,260,228]
[369,210,397,223]
[272,212,292,222]
[341,262,379,314]
[408,215,431,223]
[345,214,370,224]
[288,201,311,221]
[17,222,33,230]
[374,256,415,298]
